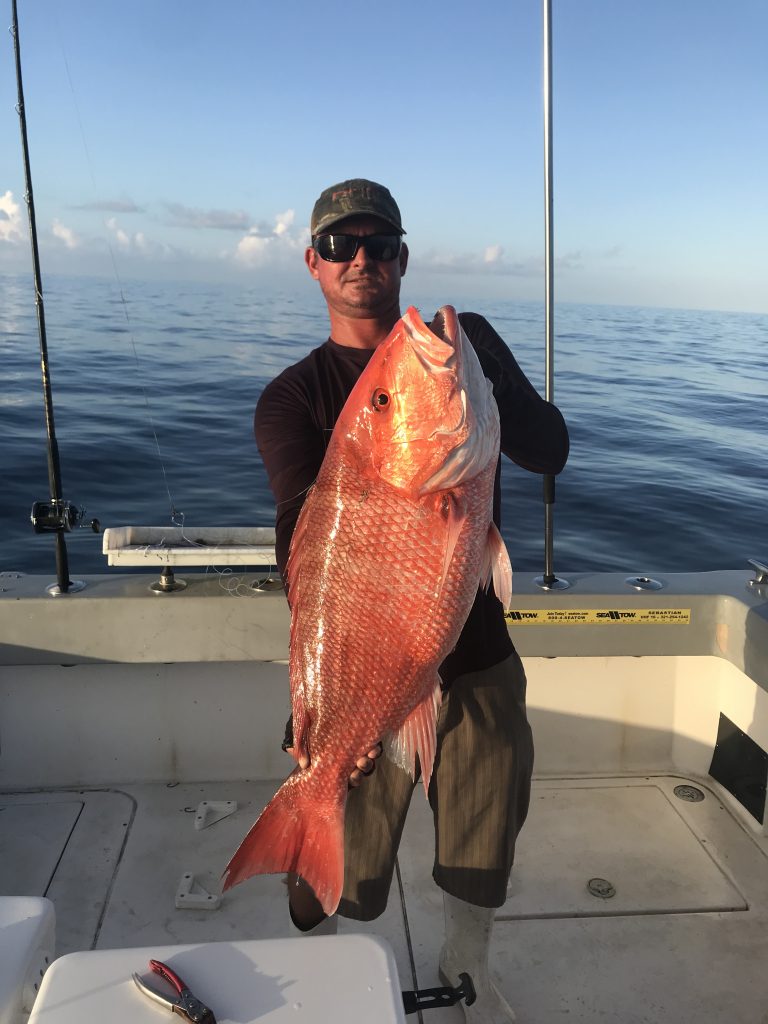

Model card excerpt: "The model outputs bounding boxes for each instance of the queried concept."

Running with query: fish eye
[371,388,391,412]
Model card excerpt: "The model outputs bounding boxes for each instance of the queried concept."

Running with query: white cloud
[236,235,271,260]
[273,209,294,237]
[164,203,250,231]
[417,246,541,277]
[0,190,23,244]
[106,216,131,249]
[415,245,587,277]
[104,217,177,261]
[52,219,79,250]
[73,199,144,213]
[234,209,309,266]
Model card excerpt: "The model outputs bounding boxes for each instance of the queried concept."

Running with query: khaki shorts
[337,651,533,920]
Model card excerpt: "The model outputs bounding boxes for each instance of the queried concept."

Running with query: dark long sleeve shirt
[254,311,569,688]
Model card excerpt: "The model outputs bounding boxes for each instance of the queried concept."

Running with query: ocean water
[0,273,765,578]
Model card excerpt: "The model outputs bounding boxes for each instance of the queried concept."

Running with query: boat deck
[4,771,767,1022]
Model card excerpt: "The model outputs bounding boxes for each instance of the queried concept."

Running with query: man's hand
[285,742,383,787]
[348,743,383,788]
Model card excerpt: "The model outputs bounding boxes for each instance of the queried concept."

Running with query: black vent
[709,713,768,824]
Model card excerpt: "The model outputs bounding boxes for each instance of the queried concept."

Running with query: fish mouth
[401,306,467,440]
[403,306,459,375]
[429,307,456,346]
[401,305,499,494]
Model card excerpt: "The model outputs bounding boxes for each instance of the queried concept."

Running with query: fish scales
[291,465,494,742]
[223,305,512,915]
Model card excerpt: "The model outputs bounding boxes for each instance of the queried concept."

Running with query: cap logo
[311,178,404,235]
[331,186,375,202]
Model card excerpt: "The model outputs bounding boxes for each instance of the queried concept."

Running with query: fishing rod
[10,0,95,595]
[536,0,569,591]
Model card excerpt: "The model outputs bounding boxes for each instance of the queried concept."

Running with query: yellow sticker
[505,608,691,625]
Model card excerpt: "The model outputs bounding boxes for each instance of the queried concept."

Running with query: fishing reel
[30,500,100,534]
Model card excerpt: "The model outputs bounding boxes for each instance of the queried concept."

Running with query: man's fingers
[291,743,381,785]
[347,764,370,789]
[356,743,382,774]
[348,741,382,789]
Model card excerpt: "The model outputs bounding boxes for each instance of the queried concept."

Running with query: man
[255,179,569,1023]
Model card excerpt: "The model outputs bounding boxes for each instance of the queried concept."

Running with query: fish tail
[222,774,345,917]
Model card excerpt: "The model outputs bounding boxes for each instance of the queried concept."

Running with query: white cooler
[0,897,55,1024]
[27,935,407,1023]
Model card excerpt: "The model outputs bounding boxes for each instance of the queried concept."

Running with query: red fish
[223,305,512,915]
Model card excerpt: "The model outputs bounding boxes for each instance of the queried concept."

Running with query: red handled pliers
[132,959,216,1023]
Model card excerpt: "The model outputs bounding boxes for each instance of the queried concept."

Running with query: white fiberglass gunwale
[1,566,767,1022]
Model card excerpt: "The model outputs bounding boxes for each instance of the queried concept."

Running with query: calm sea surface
[0,273,765,578]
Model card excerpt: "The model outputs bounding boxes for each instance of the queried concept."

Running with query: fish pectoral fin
[383,678,442,796]
[433,490,468,598]
[482,521,513,611]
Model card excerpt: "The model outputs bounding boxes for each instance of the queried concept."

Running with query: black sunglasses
[312,233,402,263]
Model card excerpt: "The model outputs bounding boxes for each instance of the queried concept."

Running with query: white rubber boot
[438,892,516,1023]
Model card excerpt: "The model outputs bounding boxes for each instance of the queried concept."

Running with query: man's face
[305,215,408,320]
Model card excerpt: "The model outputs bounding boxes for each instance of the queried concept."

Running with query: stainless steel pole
[543,0,554,401]
[535,0,569,591]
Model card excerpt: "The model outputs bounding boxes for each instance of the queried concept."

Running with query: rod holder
[150,566,187,593]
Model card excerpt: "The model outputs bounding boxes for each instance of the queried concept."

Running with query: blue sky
[1,0,766,313]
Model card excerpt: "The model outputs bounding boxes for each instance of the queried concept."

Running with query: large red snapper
[223,305,512,915]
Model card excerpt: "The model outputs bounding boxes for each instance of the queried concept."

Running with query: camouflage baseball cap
[311,178,405,236]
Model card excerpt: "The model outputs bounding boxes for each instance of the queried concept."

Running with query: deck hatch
[498,782,747,919]
[398,777,750,924]
[709,713,768,824]
[0,800,82,896]
[0,790,133,954]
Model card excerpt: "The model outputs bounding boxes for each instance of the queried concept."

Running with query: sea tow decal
[505,609,691,625]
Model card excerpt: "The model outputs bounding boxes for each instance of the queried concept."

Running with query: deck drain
[674,784,705,802]
[587,877,616,899]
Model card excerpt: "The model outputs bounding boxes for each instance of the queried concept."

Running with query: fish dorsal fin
[481,521,513,611]
[383,678,442,797]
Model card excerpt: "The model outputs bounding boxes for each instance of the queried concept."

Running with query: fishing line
[205,564,264,598]
[275,480,316,509]
[52,14,181,525]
